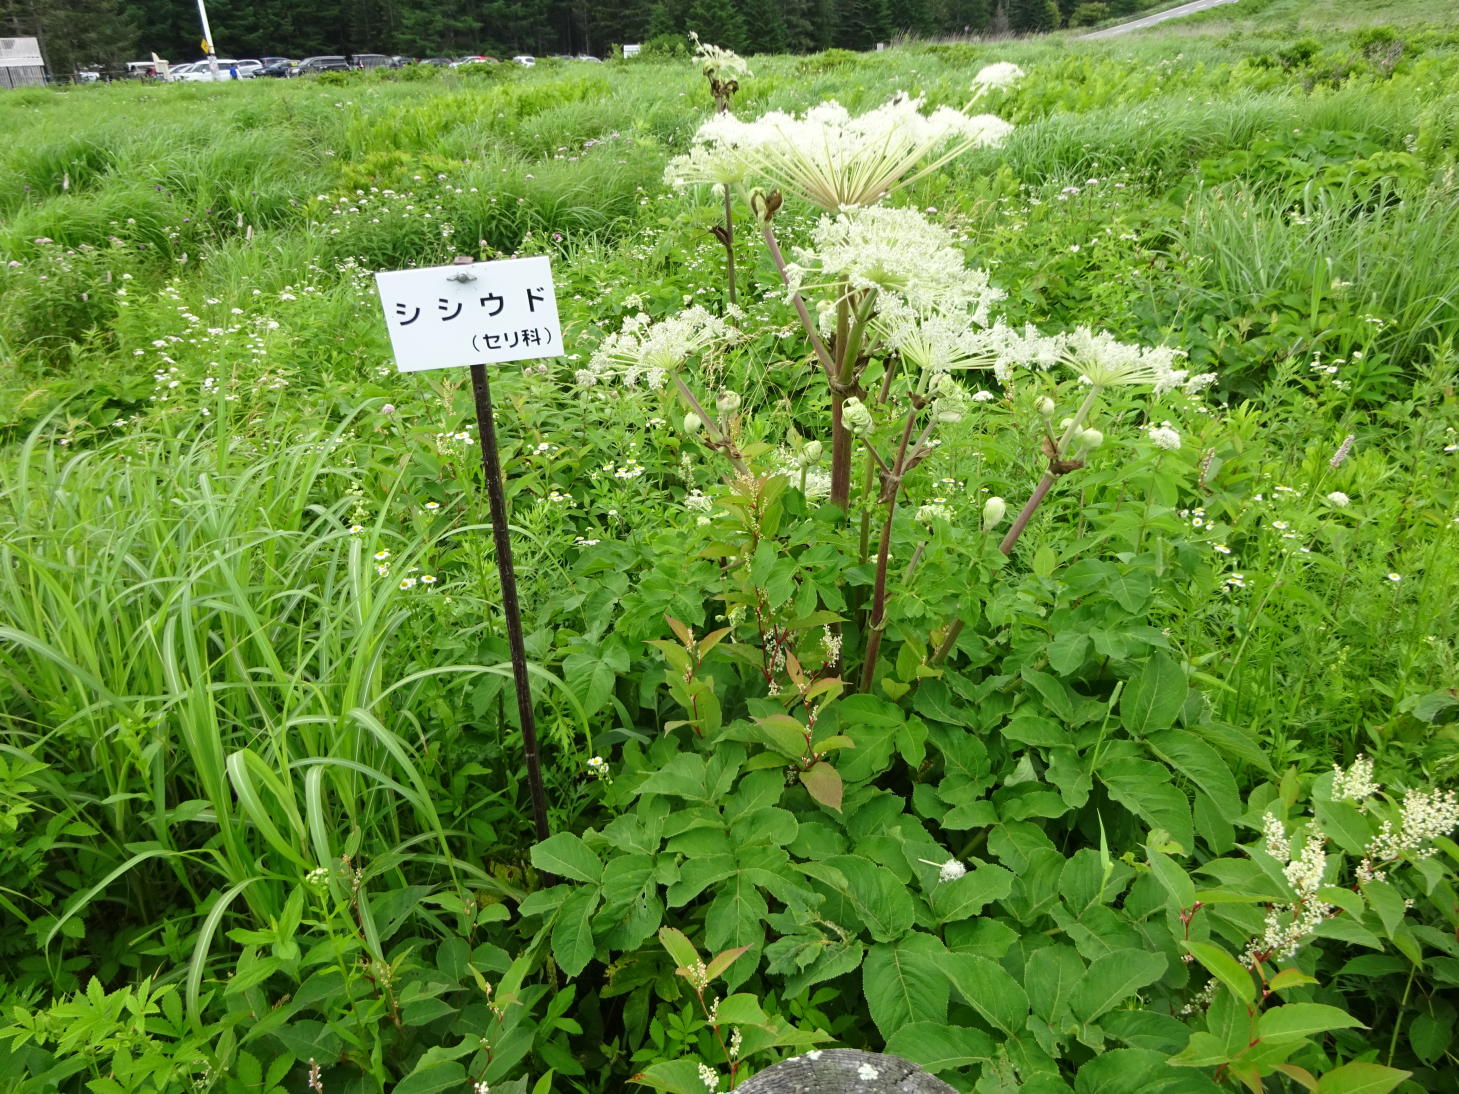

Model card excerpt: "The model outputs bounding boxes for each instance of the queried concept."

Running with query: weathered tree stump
[739,1049,957,1093]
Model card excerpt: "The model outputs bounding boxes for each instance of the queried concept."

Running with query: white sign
[375,256,563,372]
[622,44,641,58]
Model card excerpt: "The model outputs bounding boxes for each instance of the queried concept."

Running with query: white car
[179,60,259,81]
[164,62,202,81]
[512,55,535,66]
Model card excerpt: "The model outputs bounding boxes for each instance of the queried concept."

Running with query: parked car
[295,55,352,75]
[512,55,535,66]
[353,53,398,69]
[178,59,260,81]
[258,58,297,77]
[163,62,202,81]
[449,55,497,67]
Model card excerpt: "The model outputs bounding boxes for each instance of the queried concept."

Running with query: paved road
[1080,0,1242,39]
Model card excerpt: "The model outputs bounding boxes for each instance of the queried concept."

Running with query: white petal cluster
[1244,826,1333,965]
[972,62,1026,91]
[1060,327,1189,392]
[662,139,757,190]
[584,307,739,387]
[788,206,1004,319]
[1331,754,1380,803]
[1262,811,1290,862]
[668,96,1012,211]
[1365,788,1459,868]
[1147,422,1182,451]
[690,32,752,79]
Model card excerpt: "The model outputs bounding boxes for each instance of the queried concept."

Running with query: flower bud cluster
[841,397,874,437]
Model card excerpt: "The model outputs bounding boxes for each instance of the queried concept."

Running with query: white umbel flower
[1060,327,1188,392]
[668,96,1012,211]
[585,307,739,386]
[971,62,1025,91]
[787,206,1004,319]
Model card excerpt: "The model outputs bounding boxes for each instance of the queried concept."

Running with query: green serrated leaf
[530,833,604,884]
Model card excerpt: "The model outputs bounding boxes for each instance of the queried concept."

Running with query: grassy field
[2,8,1459,1094]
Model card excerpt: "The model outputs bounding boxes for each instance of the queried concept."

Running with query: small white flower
[1387,572,1402,582]
[919,857,966,882]
[1326,491,1350,507]
[1147,422,1181,451]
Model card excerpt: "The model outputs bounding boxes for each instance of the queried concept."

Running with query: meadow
[2,6,1459,1093]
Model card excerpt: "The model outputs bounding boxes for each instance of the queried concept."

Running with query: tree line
[2,0,1151,80]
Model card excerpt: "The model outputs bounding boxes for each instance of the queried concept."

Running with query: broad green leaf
[808,856,915,942]
[862,933,950,1038]
[1257,1003,1365,1043]
[1313,1061,1412,1094]
[1100,758,1194,852]
[705,870,768,953]
[930,863,1015,924]
[394,1060,468,1094]
[1070,948,1166,1024]
[944,952,1029,1036]
[713,993,769,1027]
[1362,878,1406,937]
[1120,653,1186,735]
[1184,940,1255,1006]
[658,927,699,971]
[1267,968,1319,992]
[550,887,598,977]
[1147,729,1241,817]
[800,763,843,812]
[1409,1012,1451,1065]
[530,833,603,884]
[631,1059,716,1094]
[1026,944,1086,1027]
[885,1022,996,1073]
[704,946,749,982]
[1147,848,1196,911]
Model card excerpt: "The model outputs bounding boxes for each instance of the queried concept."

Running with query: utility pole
[196,0,219,78]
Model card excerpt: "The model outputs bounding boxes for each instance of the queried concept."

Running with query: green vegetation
[2,11,1459,1094]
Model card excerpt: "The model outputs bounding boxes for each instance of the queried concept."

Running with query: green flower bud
[1079,427,1104,450]
[717,389,741,414]
[842,397,874,438]
[683,412,704,434]
[801,439,824,465]
[982,495,1007,530]
[1036,396,1056,417]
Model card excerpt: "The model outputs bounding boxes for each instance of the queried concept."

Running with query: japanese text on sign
[375,256,563,372]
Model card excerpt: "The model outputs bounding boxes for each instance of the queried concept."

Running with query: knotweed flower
[1059,327,1188,392]
[584,307,740,387]
[787,206,1005,318]
[668,96,1011,212]
[1332,755,1379,803]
